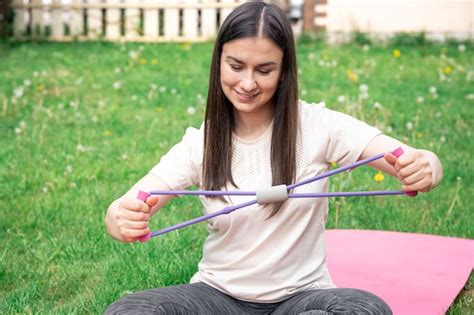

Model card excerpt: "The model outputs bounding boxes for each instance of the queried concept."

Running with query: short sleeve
[322,107,382,165]
[299,100,382,167]
[149,124,204,190]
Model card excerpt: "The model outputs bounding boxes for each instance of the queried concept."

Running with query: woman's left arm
[360,134,443,192]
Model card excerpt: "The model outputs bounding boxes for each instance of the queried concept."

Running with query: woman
[105,1,442,314]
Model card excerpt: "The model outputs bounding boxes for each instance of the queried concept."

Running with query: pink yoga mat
[326,229,474,315]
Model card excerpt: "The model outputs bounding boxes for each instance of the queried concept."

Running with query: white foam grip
[256,185,288,204]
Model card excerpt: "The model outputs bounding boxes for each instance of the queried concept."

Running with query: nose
[240,73,257,92]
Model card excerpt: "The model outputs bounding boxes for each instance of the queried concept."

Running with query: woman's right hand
[107,195,159,242]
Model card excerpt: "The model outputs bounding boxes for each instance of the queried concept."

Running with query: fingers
[120,227,151,242]
[119,198,151,213]
[399,168,433,192]
[115,196,159,242]
[146,195,159,208]
[390,150,433,192]
[384,152,398,167]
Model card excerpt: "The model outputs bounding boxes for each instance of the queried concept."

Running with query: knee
[334,288,392,315]
[104,290,194,315]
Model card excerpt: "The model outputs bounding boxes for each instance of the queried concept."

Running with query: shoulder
[297,99,334,130]
[181,122,205,146]
[298,99,327,114]
[298,99,366,126]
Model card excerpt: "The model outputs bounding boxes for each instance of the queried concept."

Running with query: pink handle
[391,147,418,197]
[137,190,152,242]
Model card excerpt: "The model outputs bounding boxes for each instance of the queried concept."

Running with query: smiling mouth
[235,90,259,100]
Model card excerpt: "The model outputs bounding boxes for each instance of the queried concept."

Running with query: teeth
[237,91,256,98]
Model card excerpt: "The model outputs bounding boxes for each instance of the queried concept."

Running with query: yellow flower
[331,162,338,168]
[151,58,158,65]
[443,65,452,74]
[374,172,385,182]
[139,58,147,65]
[392,49,401,58]
[347,69,358,82]
[103,130,112,136]
[180,43,192,51]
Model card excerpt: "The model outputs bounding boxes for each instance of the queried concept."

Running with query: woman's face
[220,37,283,120]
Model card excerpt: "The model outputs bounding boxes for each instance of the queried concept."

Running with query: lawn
[0,37,472,313]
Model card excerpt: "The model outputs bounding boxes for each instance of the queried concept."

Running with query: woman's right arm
[104,174,174,242]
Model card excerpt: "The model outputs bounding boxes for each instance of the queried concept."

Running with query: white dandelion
[76,144,86,153]
[128,51,138,60]
[187,107,196,115]
[13,86,24,98]
[113,81,122,90]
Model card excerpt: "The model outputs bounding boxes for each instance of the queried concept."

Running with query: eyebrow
[224,56,277,67]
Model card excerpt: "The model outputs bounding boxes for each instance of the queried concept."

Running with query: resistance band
[137,147,416,242]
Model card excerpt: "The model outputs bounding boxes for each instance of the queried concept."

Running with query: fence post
[143,0,158,37]
[13,0,27,36]
[125,0,140,38]
[164,1,179,39]
[0,0,8,37]
[105,0,121,39]
[51,0,63,38]
[183,0,198,39]
[69,0,83,36]
[201,0,216,39]
[220,0,235,26]
[303,0,327,32]
[31,0,44,36]
[87,0,102,38]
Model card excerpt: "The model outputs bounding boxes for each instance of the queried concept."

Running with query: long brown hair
[203,1,299,217]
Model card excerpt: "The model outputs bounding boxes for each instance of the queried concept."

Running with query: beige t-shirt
[150,100,381,302]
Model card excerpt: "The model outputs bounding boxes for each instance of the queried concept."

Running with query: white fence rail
[11,0,246,42]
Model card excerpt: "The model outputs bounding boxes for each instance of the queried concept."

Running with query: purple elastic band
[137,147,417,240]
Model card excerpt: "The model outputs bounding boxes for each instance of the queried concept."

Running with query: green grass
[0,39,472,313]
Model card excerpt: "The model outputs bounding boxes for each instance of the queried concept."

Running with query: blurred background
[0,0,472,313]
[0,0,472,42]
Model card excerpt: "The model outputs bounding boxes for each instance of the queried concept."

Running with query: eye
[257,69,271,75]
[230,64,243,71]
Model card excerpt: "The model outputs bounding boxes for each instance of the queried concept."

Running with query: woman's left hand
[384,150,434,192]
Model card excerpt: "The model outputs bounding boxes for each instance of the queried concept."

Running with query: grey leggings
[105,282,392,314]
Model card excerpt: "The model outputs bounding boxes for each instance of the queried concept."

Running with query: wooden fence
[10,0,249,42]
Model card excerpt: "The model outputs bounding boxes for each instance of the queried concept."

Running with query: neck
[233,107,273,141]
